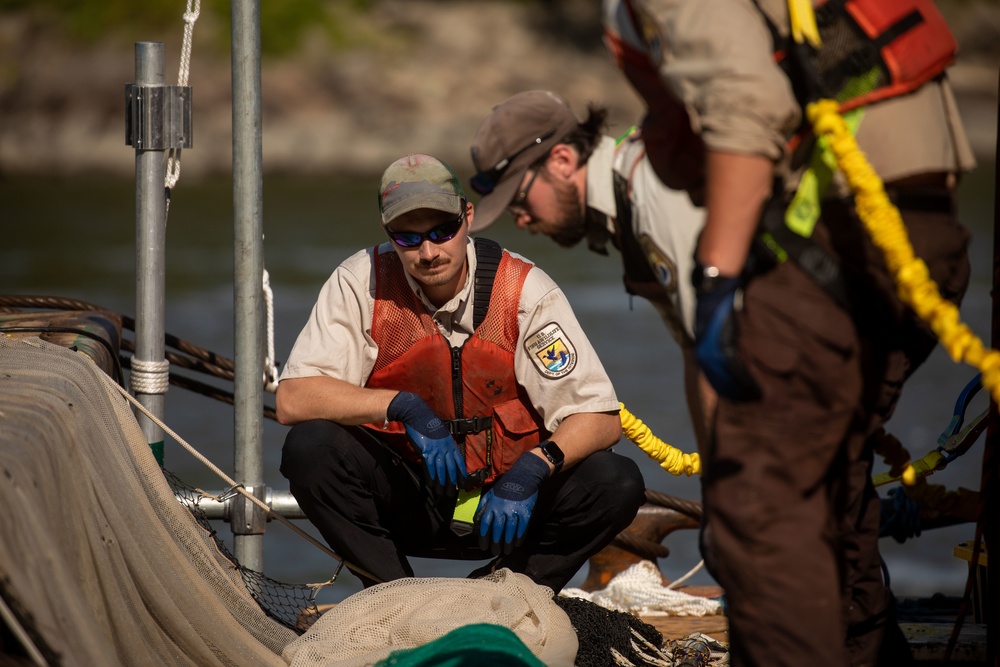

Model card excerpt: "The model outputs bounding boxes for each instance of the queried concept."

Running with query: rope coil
[129,358,170,394]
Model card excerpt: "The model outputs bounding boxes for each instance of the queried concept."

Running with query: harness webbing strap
[472,237,502,331]
[612,172,659,290]
[447,236,501,500]
[757,194,852,310]
[785,107,864,238]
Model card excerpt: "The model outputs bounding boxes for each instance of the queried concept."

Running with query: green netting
[375,624,546,667]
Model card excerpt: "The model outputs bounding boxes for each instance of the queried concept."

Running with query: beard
[546,175,588,248]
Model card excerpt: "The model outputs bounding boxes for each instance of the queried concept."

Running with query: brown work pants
[702,194,970,667]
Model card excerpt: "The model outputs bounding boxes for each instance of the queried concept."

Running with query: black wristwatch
[535,440,565,474]
[692,261,737,293]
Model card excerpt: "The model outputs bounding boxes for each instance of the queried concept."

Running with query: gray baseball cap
[468,90,580,231]
[378,154,465,226]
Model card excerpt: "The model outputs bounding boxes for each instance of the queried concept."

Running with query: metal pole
[231,0,266,572]
[133,42,167,462]
[985,66,1000,667]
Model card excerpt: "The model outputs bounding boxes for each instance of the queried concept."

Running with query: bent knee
[280,419,349,480]
[583,451,646,508]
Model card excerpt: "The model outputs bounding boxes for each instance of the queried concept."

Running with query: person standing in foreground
[601,0,975,665]
[468,90,715,446]
[275,153,645,592]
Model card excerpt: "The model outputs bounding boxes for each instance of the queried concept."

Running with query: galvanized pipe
[231,0,266,572]
[133,42,167,459]
[182,489,305,521]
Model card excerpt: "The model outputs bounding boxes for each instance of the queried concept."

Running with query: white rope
[666,559,705,590]
[165,0,201,192]
[0,593,48,667]
[262,268,280,393]
[561,560,723,617]
[129,358,170,394]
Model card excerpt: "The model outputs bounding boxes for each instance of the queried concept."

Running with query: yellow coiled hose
[806,98,999,486]
[619,402,700,476]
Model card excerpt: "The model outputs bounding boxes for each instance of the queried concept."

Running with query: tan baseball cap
[378,154,465,226]
[468,90,580,231]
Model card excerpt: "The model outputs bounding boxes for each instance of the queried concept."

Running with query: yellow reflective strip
[785,108,864,238]
[452,487,482,524]
[759,231,789,263]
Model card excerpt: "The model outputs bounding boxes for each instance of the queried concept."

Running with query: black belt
[886,187,953,213]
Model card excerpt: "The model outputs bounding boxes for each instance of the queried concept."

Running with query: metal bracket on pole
[125,84,193,150]
[231,485,268,536]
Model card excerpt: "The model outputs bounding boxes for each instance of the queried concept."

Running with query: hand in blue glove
[693,271,762,402]
[387,391,466,487]
[474,451,550,556]
[879,486,922,544]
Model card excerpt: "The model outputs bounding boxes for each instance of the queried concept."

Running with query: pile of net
[284,569,578,667]
[0,336,298,666]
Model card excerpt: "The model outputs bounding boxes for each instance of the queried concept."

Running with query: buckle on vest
[447,416,493,436]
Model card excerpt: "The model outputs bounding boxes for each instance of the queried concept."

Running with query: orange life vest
[362,239,548,486]
[790,0,956,112]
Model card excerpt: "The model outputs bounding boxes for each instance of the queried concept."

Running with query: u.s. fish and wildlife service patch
[524,322,577,379]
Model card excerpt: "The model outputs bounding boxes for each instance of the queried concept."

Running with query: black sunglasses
[469,128,556,196]
[385,211,466,248]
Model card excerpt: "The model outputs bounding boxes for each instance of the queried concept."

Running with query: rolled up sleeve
[649,0,800,160]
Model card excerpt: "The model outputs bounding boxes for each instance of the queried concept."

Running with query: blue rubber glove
[387,391,466,487]
[879,486,922,544]
[475,451,550,555]
[693,275,762,402]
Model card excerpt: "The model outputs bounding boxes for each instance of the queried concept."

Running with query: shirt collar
[584,135,618,255]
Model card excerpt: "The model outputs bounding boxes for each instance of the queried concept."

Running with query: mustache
[419,257,449,269]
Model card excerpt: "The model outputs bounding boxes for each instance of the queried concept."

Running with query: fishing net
[282,569,578,667]
[164,467,325,632]
[0,336,296,666]
[374,623,548,666]
[553,596,666,667]
[0,334,729,667]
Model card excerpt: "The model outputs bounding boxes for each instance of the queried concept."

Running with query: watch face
[540,441,564,465]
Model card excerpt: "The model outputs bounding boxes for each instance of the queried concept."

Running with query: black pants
[280,419,646,592]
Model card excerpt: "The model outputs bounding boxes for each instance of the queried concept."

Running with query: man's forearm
[275,375,396,426]
[544,411,623,473]
[696,150,774,275]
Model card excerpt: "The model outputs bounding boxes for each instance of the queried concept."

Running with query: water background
[1,161,995,606]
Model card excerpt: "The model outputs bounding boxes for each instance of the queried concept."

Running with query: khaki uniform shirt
[605,0,976,191]
[585,134,706,346]
[280,240,621,432]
